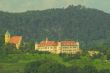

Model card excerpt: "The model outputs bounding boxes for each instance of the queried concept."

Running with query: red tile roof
[61,41,78,46]
[38,41,58,46]
[38,40,79,46]
[9,36,22,44]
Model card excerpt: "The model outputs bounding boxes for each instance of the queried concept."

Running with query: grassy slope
[0,53,110,73]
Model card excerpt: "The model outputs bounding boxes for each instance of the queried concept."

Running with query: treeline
[0,32,110,61]
[0,5,110,49]
[24,59,110,73]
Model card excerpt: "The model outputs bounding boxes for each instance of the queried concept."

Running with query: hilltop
[0,5,110,49]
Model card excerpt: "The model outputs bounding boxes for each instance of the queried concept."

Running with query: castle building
[5,31,22,49]
[60,41,80,54]
[35,38,81,54]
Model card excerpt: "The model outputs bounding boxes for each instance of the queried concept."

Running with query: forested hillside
[0,5,110,49]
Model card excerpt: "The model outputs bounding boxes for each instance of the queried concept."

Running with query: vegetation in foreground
[0,34,110,73]
[0,52,110,73]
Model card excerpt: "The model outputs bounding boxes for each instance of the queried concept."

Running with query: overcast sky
[0,0,110,13]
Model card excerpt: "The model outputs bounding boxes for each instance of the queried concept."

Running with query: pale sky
[0,0,110,13]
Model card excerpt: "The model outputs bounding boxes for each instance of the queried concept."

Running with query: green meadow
[0,53,110,73]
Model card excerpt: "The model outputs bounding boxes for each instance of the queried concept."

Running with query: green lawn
[0,53,110,73]
[0,63,25,73]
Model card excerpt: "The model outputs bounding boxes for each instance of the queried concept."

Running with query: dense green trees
[24,59,110,73]
[59,53,81,61]
[0,5,110,49]
[82,65,98,73]
[99,69,110,73]
[37,62,66,73]
[24,59,66,73]
[67,66,82,73]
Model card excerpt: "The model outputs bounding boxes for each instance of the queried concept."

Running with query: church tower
[5,31,10,44]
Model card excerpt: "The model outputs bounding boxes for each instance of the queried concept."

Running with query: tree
[99,69,110,73]
[82,65,98,73]
[37,61,66,73]
[20,40,35,53]
[67,66,82,73]
[24,59,66,73]
[24,59,46,73]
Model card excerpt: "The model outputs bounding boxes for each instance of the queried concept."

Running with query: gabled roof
[61,41,78,46]
[9,36,22,44]
[38,41,58,46]
[37,40,79,47]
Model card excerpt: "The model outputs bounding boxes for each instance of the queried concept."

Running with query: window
[73,46,77,48]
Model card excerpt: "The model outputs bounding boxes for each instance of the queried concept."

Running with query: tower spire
[5,30,10,44]
[6,30,10,35]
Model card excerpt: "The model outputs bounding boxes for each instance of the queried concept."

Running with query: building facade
[5,31,22,49]
[35,38,81,54]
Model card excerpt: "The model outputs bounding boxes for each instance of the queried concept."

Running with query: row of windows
[39,49,78,52]
[38,46,78,49]
[38,48,78,51]
[62,49,79,51]
[39,47,56,49]
[38,48,78,50]
[61,51,78,53]
[39,48,53,50]
[62,46,78,49]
